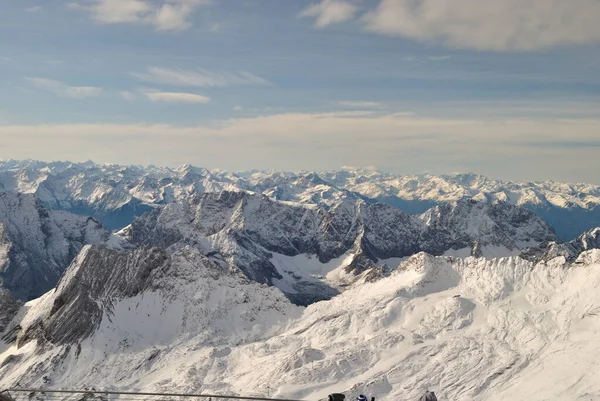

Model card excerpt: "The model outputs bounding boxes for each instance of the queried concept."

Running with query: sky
[1,0,600,183]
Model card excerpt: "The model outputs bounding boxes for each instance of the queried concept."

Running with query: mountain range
[1,160,599,240]
[1,159,600,400]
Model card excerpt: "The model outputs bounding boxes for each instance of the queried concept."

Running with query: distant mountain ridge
[1,160,599,240]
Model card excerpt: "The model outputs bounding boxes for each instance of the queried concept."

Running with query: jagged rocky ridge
[2,243,298,352]
[122,191,556,304]
[0,182,557,306]
[520,227,600,263]
[0,193,118,301]
[1,160,599,239]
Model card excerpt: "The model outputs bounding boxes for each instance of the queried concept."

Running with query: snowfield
[2,248,600,400]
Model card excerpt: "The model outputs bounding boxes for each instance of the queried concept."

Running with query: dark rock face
[6,243,296,352]
[18,246,169,347]
[123,192,556,304]
[521,227,600,263]
[0,193,113,301]
[0,289,21,334]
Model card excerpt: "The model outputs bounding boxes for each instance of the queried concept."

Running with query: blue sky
[1,0,600,183]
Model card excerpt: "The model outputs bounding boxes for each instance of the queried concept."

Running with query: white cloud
[25,6,42,12]
[140,89,210,103]
[25,77,102,99]
[234,105,243,111]
[363,0,600,51]
[69,0,208,31]
[68,0,150,23]
[299,0,358,28]
[132,66,269,87]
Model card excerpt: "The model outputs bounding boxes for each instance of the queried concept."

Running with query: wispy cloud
[24,77,102,99]
[132,66,269,87]
[68,0,208,32]
[363,0,600,51]
[299,0,358,28]
[24,6,42,13]
[337,101,384,108]
[140,88,210,103]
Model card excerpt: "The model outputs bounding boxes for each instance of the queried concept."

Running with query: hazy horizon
[2,157,600,186]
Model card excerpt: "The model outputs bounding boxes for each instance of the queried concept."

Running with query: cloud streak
[362,0,600,51]
[132,67,269,87]
[300,0,358,28]
[140,89,210,103]
[25,77,102,99]
[69,0,208,32]
[337,101,384,108]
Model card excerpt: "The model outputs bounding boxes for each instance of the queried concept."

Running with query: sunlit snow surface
[2,250,600,400]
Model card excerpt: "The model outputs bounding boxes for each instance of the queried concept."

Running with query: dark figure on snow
[420,391,437,401]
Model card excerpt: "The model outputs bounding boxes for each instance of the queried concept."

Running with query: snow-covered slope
[0,192,121,301]
[120,191,555,305]
[1,160,599,239]
[3,247,600,400]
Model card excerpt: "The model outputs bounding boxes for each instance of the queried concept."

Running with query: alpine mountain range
[1,160,600,400]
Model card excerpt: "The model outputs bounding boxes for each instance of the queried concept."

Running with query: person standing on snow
[420,390,438,401]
